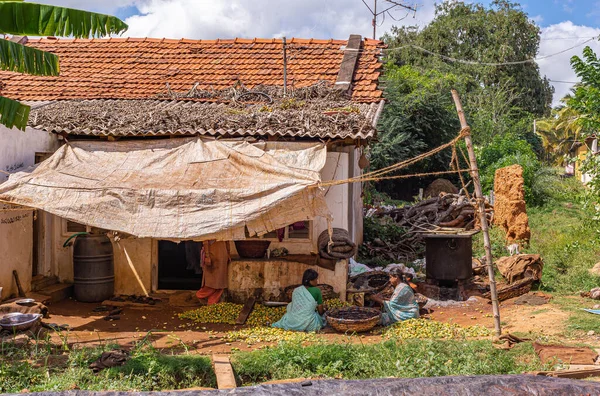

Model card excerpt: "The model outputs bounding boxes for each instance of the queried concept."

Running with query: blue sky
[523,0,598,27]
[35,0,600,105]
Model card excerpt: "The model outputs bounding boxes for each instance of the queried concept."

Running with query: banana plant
[0,1,128,130]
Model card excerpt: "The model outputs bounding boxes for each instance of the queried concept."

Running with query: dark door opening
[158,240,203,290]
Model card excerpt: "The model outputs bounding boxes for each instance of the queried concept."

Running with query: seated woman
[370,269,419,326]
[272,269,325,332]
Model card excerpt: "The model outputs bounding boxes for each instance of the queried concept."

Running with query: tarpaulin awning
[0,138,329,240]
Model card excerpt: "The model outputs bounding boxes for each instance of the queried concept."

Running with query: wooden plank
[335,34,362,92]
[13,270,26,297]
[100,300,161,310]
[212,354,237,389]
[531,368,600,379]
[235,296,256,325]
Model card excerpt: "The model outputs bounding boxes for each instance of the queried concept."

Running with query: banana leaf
[0,95,30,131]
[0,38,59,75]
[0,2,128,38]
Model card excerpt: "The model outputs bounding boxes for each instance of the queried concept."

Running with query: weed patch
[0,337,215,393]
[231,340,543,385]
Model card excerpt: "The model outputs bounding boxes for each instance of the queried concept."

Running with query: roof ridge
[26,36,353,44]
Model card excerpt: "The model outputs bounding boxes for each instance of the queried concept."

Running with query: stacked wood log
[363,193,493,262]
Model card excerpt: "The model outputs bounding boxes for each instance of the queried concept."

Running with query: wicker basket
[325,306,381,333]
[234,240,271,258]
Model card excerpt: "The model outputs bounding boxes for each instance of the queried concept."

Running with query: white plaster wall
[0,125,59,299]
[0,125,59,183]
[112,238,153,296]
[351,147,364,245]
[51,220,153,296]
[0,209,33,299]
[313,152,349,251]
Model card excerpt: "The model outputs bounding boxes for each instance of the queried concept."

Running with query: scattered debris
[109,295,160,305]
[89,349,129,373]
[514,293,550,306]
[589,262,600,277]
[496,254,543,284]
[531,368,600,379]
[585,287,600,300]
[483,278,534,302]
[363,193,492,262]
[494,333,530,350]
[41,323,69,332]
[533,343,598,365]
[0,300,49,318]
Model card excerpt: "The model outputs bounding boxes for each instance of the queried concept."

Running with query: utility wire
[334,36,598,68]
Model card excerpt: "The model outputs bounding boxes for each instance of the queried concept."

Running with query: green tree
[372,64,462,198]
[383,0,553,125]
[0,1,127,130]
[536,97,584,165]
[569,47,600,133]
[568,46,600,206]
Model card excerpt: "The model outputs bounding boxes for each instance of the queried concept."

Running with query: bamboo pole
[451,89,501,336]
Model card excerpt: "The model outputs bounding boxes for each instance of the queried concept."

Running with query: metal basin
[0,313,42,332]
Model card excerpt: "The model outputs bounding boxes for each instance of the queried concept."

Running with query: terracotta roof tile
[1,36,384,102]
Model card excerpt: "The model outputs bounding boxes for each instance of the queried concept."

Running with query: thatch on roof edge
[29,84,380,140]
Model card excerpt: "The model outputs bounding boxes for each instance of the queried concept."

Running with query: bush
[358,215,411,266]
[478,134,546,205]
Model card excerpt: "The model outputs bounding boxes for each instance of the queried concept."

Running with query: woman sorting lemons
[370,268,420,325]
[272,269,325,332]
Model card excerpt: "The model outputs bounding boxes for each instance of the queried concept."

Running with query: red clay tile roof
[0,36,384,103]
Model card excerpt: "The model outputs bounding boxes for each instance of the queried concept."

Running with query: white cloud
[537,21,600,106]
[33,0,597,108]
[531,14,543,24]
[121,0,437,40]
[33,0,136,14]
[29,0,438,40]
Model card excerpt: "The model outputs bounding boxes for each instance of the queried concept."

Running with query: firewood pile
[363,193,493,262]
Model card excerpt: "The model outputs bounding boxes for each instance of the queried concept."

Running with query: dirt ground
[22,290,591,354]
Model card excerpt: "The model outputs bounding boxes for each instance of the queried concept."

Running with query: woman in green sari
[370,269,419,325]
[272,269,325,332]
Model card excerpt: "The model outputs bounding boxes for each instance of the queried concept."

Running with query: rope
[451,144,472,200]
[318,127,472,188]
[319,169,471,188]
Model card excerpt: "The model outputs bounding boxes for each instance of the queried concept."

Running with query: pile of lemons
[383,318,491,340]
[179,299,352,326]
[223,327,317,345]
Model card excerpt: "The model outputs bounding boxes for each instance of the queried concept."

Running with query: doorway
[158,240,203,290]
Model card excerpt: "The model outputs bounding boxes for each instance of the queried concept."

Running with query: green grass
[231,340,544,385]
[0,337,216,393]
[473,175,600,295]
[551,296,600,336]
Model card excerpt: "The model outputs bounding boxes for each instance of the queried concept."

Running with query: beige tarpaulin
[0,138,329,240]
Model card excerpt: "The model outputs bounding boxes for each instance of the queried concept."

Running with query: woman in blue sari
[370,269,419,325]
[272,269,325,332]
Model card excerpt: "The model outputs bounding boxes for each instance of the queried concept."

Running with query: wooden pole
[451,89,501,336]
[373,0,377,40]
[282,37,288,97]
